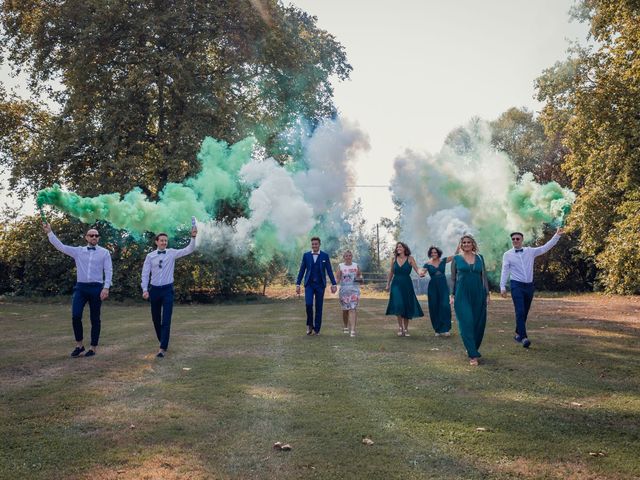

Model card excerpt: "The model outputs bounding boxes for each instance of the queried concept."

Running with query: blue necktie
[157,250,167,254]
[87,247,96,251]
[515,249,523,253]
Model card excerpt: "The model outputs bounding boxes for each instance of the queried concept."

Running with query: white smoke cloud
[390,119,574,273]
[198,117,370,260]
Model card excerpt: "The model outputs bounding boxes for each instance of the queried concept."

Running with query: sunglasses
[87,234,100,238]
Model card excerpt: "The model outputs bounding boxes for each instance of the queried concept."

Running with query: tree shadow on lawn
[1,298,638,479]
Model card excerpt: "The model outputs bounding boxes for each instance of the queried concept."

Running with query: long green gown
[424,261,452,334]
[385,259,424,319]
[451,254,488,358]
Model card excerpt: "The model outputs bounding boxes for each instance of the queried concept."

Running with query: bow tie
[87,246,96,251]
[515,249,523,253]
[157,250,167,255]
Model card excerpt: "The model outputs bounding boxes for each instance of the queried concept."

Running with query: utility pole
[376,223,380,269]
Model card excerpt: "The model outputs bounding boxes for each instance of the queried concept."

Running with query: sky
[1,0,589,224]
[288,0,589,223]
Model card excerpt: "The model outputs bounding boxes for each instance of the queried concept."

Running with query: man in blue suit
[296,237,337,335]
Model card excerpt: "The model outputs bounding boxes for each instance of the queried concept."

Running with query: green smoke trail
[37,137,256,237]
[507,173,574,228]
[37,183,209,237]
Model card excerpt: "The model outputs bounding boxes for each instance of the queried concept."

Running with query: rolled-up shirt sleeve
[141,255,152,292]
[499,253,510,292]
[531,233,561,257]
[47,231,78,258]
[102,252,113,289]
[174,237,196,259]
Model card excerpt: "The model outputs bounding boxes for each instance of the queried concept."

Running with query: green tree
[490,107,569,184]
[490,106,595,291]
[535,0,640,294]
[0,0,351,298]
[0,0,350,200]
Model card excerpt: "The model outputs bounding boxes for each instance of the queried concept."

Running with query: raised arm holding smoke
[499,227,564,349]
[43,220,113,357]
[141,223,197,358]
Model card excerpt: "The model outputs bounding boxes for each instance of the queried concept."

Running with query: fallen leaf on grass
[498,329,505,333]
[570,402,583,407]
[589,452,607,457]
[475,427,488,432]
[362,436,374,445]
[429,348,439,351]
[182,367,191,371]
[273,442,292,451]
[129,424,136,429]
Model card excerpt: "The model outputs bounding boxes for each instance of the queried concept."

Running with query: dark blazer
[296,250,337,288]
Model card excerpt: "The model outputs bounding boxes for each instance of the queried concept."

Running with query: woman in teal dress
[423,246,454,337]
[450,235,490,365]
[385,242,424,337]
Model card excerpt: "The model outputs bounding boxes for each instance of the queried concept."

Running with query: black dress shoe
[522,338,531,348]
[156,352,165,358]
[84,349,96,357]
[71,346,85,357]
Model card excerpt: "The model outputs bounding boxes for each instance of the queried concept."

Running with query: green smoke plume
[37,137,256,237]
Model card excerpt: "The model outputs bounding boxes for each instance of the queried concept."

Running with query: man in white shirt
[141,226,197,357]
[500,227,564,348]
[44,223,113,357]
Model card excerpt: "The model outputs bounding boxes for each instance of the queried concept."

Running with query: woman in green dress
[449,235,490,365]
[423,246,454,337]
[385,242,425,337]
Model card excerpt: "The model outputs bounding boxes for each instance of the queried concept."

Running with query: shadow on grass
[0,297,638,479]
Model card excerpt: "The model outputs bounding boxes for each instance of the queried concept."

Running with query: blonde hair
[459,234,479,253]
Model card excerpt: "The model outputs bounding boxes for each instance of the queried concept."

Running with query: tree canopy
[536,0,640,294]
[0,0,351,199]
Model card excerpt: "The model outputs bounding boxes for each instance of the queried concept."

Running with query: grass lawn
[0,293,639,479]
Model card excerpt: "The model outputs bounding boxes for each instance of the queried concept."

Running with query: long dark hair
[395,241,411,257]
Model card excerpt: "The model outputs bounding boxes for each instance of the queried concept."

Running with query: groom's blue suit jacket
[296,251,337,288]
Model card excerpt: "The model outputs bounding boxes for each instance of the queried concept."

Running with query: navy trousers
[149,284,174,350]
[510,280,535,338]
[305,282,325,333]
[71,282,103,347]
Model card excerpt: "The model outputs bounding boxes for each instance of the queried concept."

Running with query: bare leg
[349,309,357,335]
[342,311,349,332]
[403,318,410,336]
[397,316,404,336]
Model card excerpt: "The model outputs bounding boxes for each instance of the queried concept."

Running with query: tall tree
[536,0,640,294]
[0,0,351,200]
[490,107,569,184]
[0,0,351,299]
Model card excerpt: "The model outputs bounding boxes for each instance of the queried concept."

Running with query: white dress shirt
[499,233,561,291]
[141,238,196,292]
[48,232,113,288]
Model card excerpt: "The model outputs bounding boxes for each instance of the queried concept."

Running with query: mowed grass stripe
[0,296,638,479]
